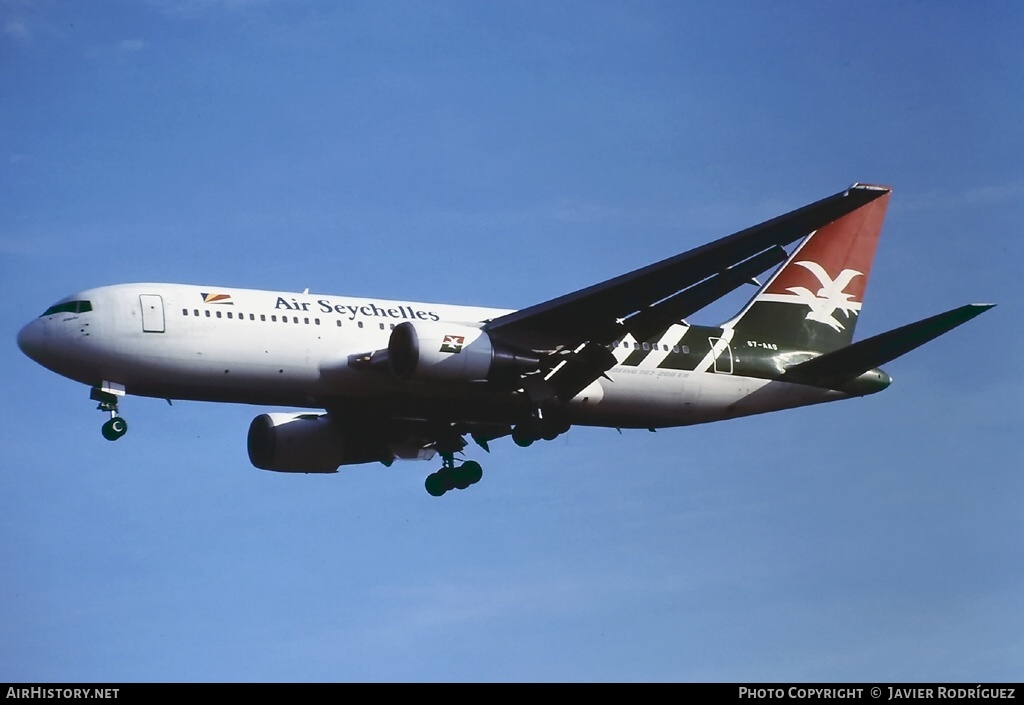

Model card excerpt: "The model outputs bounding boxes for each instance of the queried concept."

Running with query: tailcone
[838,367,891,396]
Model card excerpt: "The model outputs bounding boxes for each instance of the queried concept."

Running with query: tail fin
[729,183,891,353]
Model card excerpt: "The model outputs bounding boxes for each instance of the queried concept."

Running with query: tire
[425,472,446,497]
[101,417,128,441]
[109,417,128,437]
[461,461,483,485]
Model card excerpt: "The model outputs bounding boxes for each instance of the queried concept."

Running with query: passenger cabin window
[41,300,92,317]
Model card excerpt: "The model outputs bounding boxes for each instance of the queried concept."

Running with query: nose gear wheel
[101,416,128,441]
[92,386,128,441]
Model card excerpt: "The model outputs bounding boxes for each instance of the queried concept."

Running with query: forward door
[140,294,165,333]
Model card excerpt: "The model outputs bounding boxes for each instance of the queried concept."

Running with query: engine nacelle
[387,321,539,383]
[247,413,391,473]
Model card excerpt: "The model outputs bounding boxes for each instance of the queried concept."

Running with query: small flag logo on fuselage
[201,293,234,304]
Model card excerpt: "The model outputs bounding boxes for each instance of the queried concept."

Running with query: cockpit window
[41,300,93,317]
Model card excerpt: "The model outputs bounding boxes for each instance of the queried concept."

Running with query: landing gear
[420,411,569,496]
[91,386,127,441]
[512,408,571,447]
[424,453,483,497]
[511,425,534,447]
[101,416,128,441]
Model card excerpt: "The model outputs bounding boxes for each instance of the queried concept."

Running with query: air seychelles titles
[275,296,440,322]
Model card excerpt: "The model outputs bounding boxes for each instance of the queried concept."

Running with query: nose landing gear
[101,415,128,441]
[91,385,128,441]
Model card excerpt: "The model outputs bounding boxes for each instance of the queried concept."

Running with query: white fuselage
[17,283,845,429]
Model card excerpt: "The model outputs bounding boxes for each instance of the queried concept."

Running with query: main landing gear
[510,409,571,447]
[421,410,572,497]
[91,386,128,441]
[424,452,483,497]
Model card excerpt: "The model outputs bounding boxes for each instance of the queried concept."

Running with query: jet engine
[247,413,392,473]
[387,321,540,383]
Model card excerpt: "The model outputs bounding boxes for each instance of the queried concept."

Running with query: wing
[486,183,889,349]
[483,183,891,401]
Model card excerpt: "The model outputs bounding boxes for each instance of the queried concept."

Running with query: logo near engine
[439,335,466,354]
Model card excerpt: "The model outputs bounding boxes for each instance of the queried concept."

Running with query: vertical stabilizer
[728,184,891,353]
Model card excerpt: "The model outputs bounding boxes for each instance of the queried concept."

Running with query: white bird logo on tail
[785,261,863,331]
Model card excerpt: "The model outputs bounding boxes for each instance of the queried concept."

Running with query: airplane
[17,183,993,496]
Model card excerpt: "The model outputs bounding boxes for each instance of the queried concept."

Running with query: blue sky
[2,0,1022,682]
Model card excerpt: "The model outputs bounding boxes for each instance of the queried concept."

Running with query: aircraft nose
[17,319,46,363]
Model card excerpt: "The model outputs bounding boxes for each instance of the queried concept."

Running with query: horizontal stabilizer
[781,303,994,390]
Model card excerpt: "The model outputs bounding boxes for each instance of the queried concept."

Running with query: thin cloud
[146,0,270,19]
[962,182,1024,206]
[4,20,30,43]
[900,181,1024,211]
[118,38,146,53]
[551,199,621,224]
